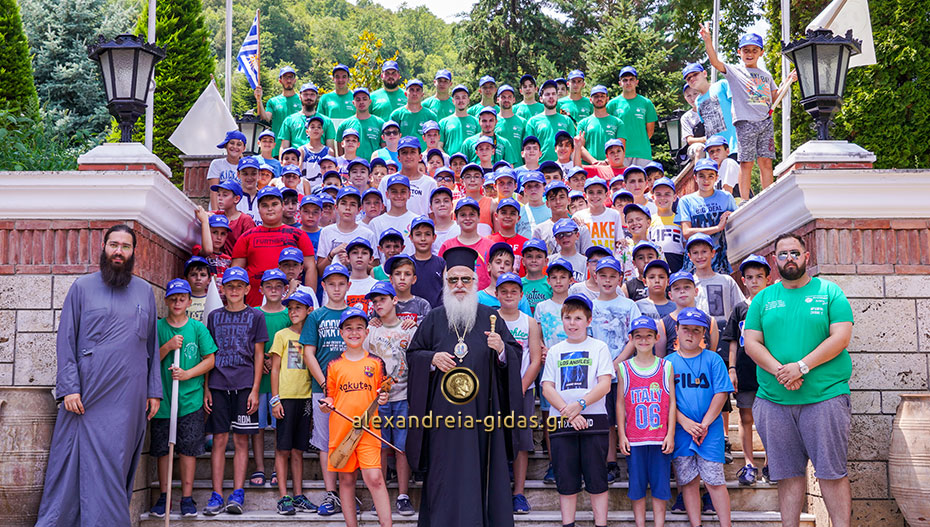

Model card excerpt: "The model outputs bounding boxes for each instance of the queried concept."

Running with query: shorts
[377,399,409,450]
[627,444,672,500]
[512,388,535,452]
[672,454,726,486]
[206,389,259,435]
[275,399,311,452]
[734,118,776,162]
[753,394,850,481]
[735,390,756,409]
[150,407,206,457]
[310,392,329,451]
[551,430,609,495]
[328,438,381,473]
[257,392,277,430]
[605,381,618,427]
[624,157,651,168]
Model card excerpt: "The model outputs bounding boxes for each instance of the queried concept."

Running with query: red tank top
[622,358,671,446]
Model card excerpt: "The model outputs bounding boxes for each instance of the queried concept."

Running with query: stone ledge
[77,142,171,179]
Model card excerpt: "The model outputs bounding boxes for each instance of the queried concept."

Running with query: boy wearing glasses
[675,158,737,274]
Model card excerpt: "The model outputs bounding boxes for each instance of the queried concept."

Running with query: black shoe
[543,463,556,484]
[606,462,623,483]
[724,438,734,464]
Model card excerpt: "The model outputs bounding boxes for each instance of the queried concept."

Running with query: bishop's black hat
[443,246,479,271]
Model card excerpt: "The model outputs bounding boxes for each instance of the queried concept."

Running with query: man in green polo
[317,64,356,121]
[277,83,336,153]
[254,66,301,156]
[370,60,407,121]
[423,69,455,120]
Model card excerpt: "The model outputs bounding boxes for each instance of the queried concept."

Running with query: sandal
[270,471,278,486]
[249,471,266,487]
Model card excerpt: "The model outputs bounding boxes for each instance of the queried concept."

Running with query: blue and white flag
[236,13,260,89]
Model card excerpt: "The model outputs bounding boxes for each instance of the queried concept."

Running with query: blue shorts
[377,399,408,450]
[627,444,672,500]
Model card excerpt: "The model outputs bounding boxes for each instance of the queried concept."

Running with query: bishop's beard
[99,250,135,288]
[443,285,478,335]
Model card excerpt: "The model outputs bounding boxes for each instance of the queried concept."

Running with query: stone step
[149,478,780,513]
[140,509,816,526]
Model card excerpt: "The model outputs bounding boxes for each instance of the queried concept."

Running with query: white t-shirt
[207,157,238,183]
[504,312,532,377]
[716,157,740,192]
[369,210,418,256]
[542,336,614,418]
[379,175,438,217]
[236,192,261,225]
[573,207,621,251]
[343,275,378,313]
[317,223,376,267]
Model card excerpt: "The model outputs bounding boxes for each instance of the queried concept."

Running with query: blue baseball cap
[426,148,444,161]
[385,174,410,189]
[300,82,318,93]
[451,84,469,95]
[479,75,496,87]
[605,138,626,152]
[740,253,771,274]
[165,278,192,297]
[278,247,304,264]
[623,203,651,218]
[677,307,709,328]
[629,316,659,334]
[279,66,296,77]
[686,233,714,251]
[362,188,383,202]
[434,166,454,179]
[495,170,516,183]
[609,175,625,187]
[217,130,247,149]
[369,157,387,168]
[184,255,209,274]
[381,60,399,72]
[539,160,562,173]
[545,180,570,196]
[281,147,301,159]
[567,69,585,80]
[353,87,370,97]
[493,160,513,172]
[429,186,453,202]
[682,82,691,94]
[520,74,537,85]
[705,135,729,148]
[285,291,314,308]
[421,120,440,134]
[669,270,695,287]
[208,214,231,230]
[590,84,608,96]
[585,245,612,259]
[652,177,675,192]
[321,263,350,281]
[300,195,323,209]
[553,218,579,235]
[521,135,540,148]
[341,128,360,140]
[623,165,646,179]
[554,130,573,145]
[632,240,661,258]
[339,307,369,327]
[346,236,373,254]
[496,84,515,97]
[449,152,468,163]
[385,254,415,274]
[347,159,370,173]
[645,161,665,174]
[738,33,764,50]
[256,185,283,202]
[461,162,483,175]
[595,256,622,274]
[478,106,498,117]
[455,196,481,213]
[378,228,404,245]
[381,120,400,132]
[336,185,362,203]
[569,190,585,200]
[435,69,452,81]
[644,259,671,275]
[694,158,719,173]
[619,66,638,78]
[555,77,567,85]
[476,136,495,150]
[281,187,299,199]
[261,268,288,283]
[306,115,325,128]
[564,294,593,311]
[410,215,435,231]
[320,155,339,166]
[258,161,274,174]
[320,194,335,206]
[488,241,514,260]
[584,177,608,191]
[496,197,520,212]
[221,266,249,285]
[398,136,421,151]
[210,179,243,197]
[521,171,545,186]
[522,238,548,255]
[332,64,349,75]
[406,78,424,89]
[547,257,574,275]
[495,272,523,289]
[281,164,301,177]
[257,129,275,141]
[612,189,634,202]
[237,156,260,171]
[539,79,558,93]
[682,62,705,80]
[366,280,396,299]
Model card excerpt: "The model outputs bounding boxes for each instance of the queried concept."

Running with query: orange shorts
[328,437,381,472]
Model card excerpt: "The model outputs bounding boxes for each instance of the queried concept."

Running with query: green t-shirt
[373,264,389,281]
[439,114,479,155]
[278,111,336,149]
[317,91,356,120]
[390,106,440,149]
[495,114,526,160]
[298,306,348,393]
[606,94,657,160]
[576,114,624,160]
[514,101,544,121]
[155,318,217,419]
[460,133,519,165]
[744,277,854,405]
[524,113,577,162]
[468,103,499,117]
[423,96,456,120]
[258,307,291,394]
[521,276,552,313]
[370,88,407,121]
[337,115,385,160]
[265,94,302,156]
[558,96,594,123]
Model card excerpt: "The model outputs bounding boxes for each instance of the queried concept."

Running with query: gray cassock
[36,272,161,527]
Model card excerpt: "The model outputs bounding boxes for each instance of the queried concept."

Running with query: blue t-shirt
[298,306,347,393]
[588,295,641,361]
[674,190,737,274]
[695,80,738,154]
[411,255,446,308]
[206,307,268,391]
[252,155,282,178]
[304,229,321,254]
[372,147,399,165]
[667,348,733,463]
[477,290,532,316]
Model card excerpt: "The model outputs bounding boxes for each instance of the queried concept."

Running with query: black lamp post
[661,109,686,167]
[782,29,861,140]
[237,110,269,155]
[87,34,166,143]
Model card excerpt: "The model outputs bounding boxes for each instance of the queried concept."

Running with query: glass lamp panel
[793,45,816,100]
[816,44,841,97]
[133,50,157,103]
[110,48,136,99]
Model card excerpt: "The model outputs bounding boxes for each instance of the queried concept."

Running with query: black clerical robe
[406,303,524,527]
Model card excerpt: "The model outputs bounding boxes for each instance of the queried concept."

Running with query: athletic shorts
[377,399,409,450]
[328,436,381,473]
[310,392,329,451]
[512,388,535,452]
[627,444,672,500]
[275,399,311,452]
[150,407,206,458]
[735,390,756,409]
[206,389,259,435]
[753,394,850,481]
[673,454,726,486]
[734,118,776,162]
[551,430,609,495]
[605,381,618,427]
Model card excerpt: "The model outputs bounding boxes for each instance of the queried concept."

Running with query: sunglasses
[775,250,803,261]
[446,276,474,285]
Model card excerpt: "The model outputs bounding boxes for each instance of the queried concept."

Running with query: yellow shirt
[269,327,312,399]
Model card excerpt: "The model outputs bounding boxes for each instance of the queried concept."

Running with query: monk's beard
[443,284,478,335]
[99,250,135,288]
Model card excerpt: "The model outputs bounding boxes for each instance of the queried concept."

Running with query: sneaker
[543,463,556,484]
[724,438,734,464]
[737,464,757,486]
[292,494,317,513]
[701,492,716,514]
[317,491,342,516]
[149,493,166,518]
[512,493,530,514]
[226,488,245,514]
[606,462,623,483]
[670,493,686,514]
[203,492,225,516]
[396,495,415,516]
[761,464,771,484]
[276,495,296,516]
[180,496,197,517]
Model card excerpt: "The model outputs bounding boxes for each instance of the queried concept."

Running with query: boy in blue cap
[316,186,377,275]
[206,179,256,255]
[408,215,446,307]
[701,24,796,195]
[372,228,405,280]
[390,79,439,149]
[558,70,594,122]
[606,67,658,167]
[149,279,217,519]
[229,157,262,224]
[423,68,455,119]
[550,218,587,283]
[438,85,479,155]
[298,115,332,189]
[207,130,246,209]
[183,256,212,322]
[342,237,378,313]
[378,135,438,217]
[337,88,386,161]
[675,158,737,274]
[297,195,324,252]
[517,136,543,173]
[194,213,233,292]
[682,62,733,161]
[335,128,363,174]
[517,170,550,237]
[525,79,577,162]
[704,134,741,197]
[276,247,319,308]
[647,177,684,273]
[371,174,417,251]
[521,238,552,313]
[574,176,622,252]
[468,75,500,116]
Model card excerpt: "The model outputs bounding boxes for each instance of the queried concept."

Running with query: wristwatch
[797,360,810,375]
[577,398,587,410]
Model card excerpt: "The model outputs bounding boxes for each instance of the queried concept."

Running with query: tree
[135,0,215,180]
[0,0,39,119]
[347,30,397,91]
[21,0,135,138]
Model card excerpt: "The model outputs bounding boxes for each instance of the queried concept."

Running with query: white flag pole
[224,0,232,108]
[145,0,156,150]
[781,0,792,159]
[164,347,180,526]
[711,0,720,83]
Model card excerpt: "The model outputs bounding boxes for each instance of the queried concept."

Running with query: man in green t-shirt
[336,87,386,161]
[317,64,355,121]
[423,69,455,120]
[370,60,407,121]
[514,74,544,121]
[255,66,301,157]
[390,79,439,149]
[495,85,526,161]
[576,85,624,163]
[557,69,594,123]
[278,83,336,153]
[439,85,479,155]
[744,233,854,527]
[525,79,577,162]
[468,75,500,117]
[606,66,658,166]
[460,107,519,165]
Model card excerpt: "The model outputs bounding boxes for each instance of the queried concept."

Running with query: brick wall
[181,155,219,200]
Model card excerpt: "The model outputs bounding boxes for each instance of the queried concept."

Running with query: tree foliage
[0,110,89,170]
[0,0,39,119]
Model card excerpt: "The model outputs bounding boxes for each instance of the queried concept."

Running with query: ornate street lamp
[236,110,269,155]
[661,109,687,167]
[782,29,861,140]
[87,34,166,143]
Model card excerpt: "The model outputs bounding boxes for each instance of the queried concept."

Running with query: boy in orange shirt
[319,307,392,527]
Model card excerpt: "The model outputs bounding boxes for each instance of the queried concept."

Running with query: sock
[562,523,575,527]
[607,461,617,469]
[397,493,409,500]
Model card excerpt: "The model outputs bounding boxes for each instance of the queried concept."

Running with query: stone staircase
[140,403,815,526]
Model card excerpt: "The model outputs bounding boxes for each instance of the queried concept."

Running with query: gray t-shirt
[635,297,676,321]
[723,63,777,123]
[695,272,746,329]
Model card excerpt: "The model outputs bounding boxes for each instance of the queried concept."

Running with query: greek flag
[236,14,260,89]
